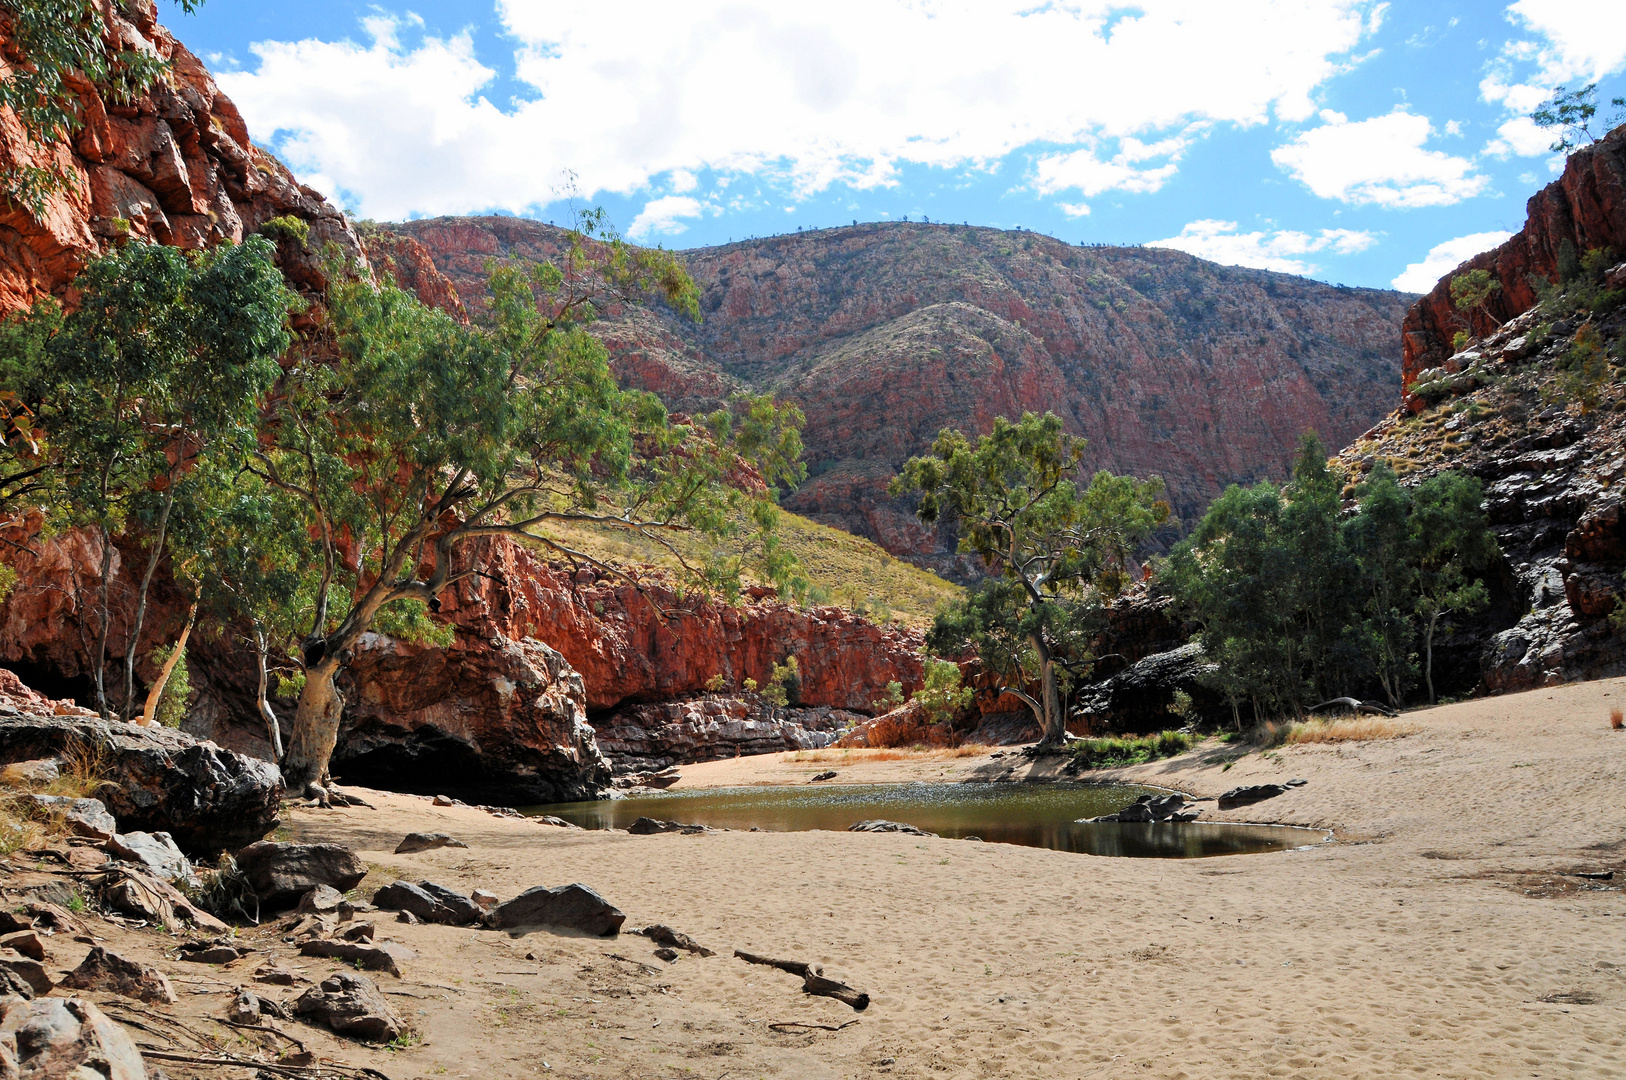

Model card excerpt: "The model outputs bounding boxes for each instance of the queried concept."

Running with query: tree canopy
[894,412,1168,744]
[1162,435,1499,723]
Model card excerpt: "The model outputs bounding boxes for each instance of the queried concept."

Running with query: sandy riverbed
[144,675,1626,1079]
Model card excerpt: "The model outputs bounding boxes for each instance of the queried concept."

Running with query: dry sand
[97,676,1626,1078]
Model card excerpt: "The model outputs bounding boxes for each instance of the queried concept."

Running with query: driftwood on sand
[734,949,870,1010]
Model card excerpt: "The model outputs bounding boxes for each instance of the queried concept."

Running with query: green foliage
[1539,246,1622,320]
[1556,323,1616,410]
[704,673,727,693]
[897,411,1169,743]
[372,598,456,648]
[762,656,800,708]
[258,215,312,251]
[910,658,973,725]
[1449,269,1501,337]
[1530,83,1626,153]
[148,644,192,729]
[870,679,905,713]
[1067,731,1194,770]
[0,0,204,212]
[275,672,306,700]
[1164,441,1499,718]
[1,237,293,717]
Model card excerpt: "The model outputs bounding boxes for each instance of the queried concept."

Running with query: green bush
[1067,730,1195,770]
[149,644,192,729]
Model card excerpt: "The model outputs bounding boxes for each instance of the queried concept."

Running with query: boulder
[0,713,282,856]
[371,881,479,926]
[848,820,936,837]
[1217,784,1289,811]
[59,947,175,1004]
[0,997,147,1080]
[296,885,345,914]
[639,924,715,957]
[627,818,708,836]
[106,831,194,886]
[486,884,625,937]
[235,842,366,909]
[470,889,499,911]
[16,795,115,842]
[1086,793,1198,824]
[0,949,51,997]
[97,866,229,934]
[292,971,403,1043]
[0,933,43,962]
[297,940,401,977]
[0,758,61,786]
[393,832,468,854]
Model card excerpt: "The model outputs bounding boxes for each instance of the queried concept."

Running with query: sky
[170,1,1626,293]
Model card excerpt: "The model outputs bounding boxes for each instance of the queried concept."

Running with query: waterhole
[528,783,1328,858]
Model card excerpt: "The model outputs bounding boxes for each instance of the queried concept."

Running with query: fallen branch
[734,950,869,1011]
[768,1019,861,1033]
[138,1049,392,1080]
[1309,697,1398,718]
[604,952,663,975]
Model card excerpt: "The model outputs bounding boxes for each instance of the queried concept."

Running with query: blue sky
[173,1,1626,292]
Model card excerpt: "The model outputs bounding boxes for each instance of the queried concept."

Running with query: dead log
[734,949,869,1011]
[1309,697,1398,717]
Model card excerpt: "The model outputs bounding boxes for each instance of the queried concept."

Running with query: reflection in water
[526,783,1328,858]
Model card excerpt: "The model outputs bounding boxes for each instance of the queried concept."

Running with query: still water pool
[526,783,1327,858]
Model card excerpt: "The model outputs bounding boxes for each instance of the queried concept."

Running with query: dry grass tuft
[788,744,992,764]
[0,736,112,855]
[1611,708,1623,730]
[1282,716,1419,745]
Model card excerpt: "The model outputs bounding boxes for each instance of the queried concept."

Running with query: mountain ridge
[384,215,1416,578]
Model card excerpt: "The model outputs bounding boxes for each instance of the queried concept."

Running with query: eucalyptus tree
[6,237,292,719]
[256,213,806,794]
[894,412,1168,745]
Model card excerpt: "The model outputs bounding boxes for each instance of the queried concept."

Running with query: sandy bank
[175,676,1626,1078]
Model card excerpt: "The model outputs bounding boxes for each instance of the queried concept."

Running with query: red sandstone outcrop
[384,216,1414,578]
[1401,124,1626,389]
[0,0,363,315]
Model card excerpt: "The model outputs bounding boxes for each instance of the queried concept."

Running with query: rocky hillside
[384,217,1415,578]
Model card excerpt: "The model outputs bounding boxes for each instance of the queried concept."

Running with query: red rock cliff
[1401,123,1626,389]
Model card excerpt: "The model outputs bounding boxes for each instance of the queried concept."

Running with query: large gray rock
[292,971,403,1043]
[106,831,194,886]
[0,713,282,856]
[371,881,479,925]
[486,884,625,937]
[0,996,148,1080]
[16,795,115,842]
[235,842,366,909]
[393,832,467,854]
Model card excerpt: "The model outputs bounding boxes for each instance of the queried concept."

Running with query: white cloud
[218,0,1382,219]
[1479,2,1626,129]
[1058,202,1092,218]
[627,196,704,240]
[1271,110,1489,207]
[1148,219,1378,275]
[1483,115,1554,157]
[1390,230,1514,292]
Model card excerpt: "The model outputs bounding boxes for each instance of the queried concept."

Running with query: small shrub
[910,658,973,724]
[1611,708,1623,731]
[870,680,904,714]
[762,656,800,708]
[1067,730,1195,770]
[704,673,727,693]
[259,214,311,250]
[742,677,758,694]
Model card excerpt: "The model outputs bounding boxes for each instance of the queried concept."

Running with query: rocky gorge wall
[0,8,924,800]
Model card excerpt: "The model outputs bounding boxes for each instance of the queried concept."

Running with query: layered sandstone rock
[384,216,1414,578]
[593,695,862,774]
[1401,124,1626,389]
[0,1,364,316]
